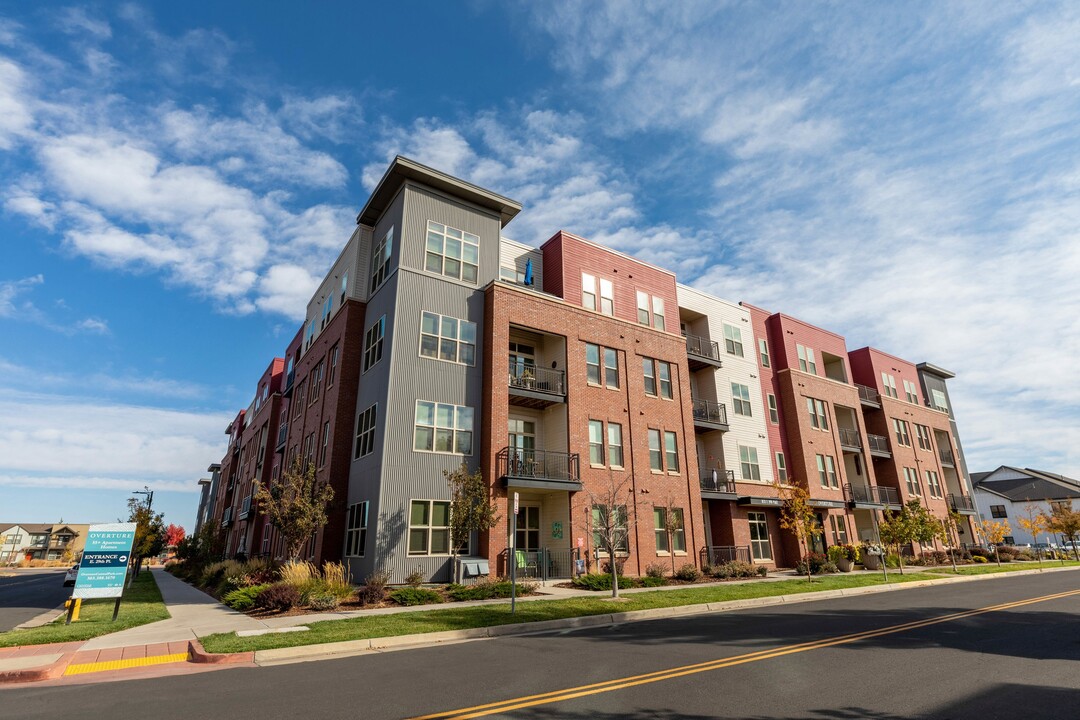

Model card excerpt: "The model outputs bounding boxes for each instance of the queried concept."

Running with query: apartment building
[0,523,89,562]
[201,156,980,579]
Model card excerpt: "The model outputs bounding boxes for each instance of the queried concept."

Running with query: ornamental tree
[1044,502,1080,561]
[1016,503,1048,563]
[978,519,1011,565]
[254,458,334,562]
[776,482,817,583]
[444,462,499,581]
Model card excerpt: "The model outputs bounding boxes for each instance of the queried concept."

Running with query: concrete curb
[0,652,75,685]
[14,604,68,630]
[187,639,254,665]
[250,564,1080,667]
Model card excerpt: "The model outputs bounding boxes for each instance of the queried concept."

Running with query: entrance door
[810,513,826,554]
[515,506,541,552]
[508,419,537,475]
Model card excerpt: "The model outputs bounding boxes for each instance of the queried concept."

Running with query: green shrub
[405,569,426,587]
[972,555,988,563]
[645,563,666,579]
[446,579,536,601]
[222,584,270,610]
[756,565,769,577]
[389,587,444,606]
[675,563,703,582]
[571,573,634,591]
[640,575,667,587]
[884,553,902,568]
[254,582,300,612]
[356,569,390,606]
[307,593,342,611]
[794,553,831,575]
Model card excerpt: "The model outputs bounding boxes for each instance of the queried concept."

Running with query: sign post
[71,523,137,623]
[510,492,519,615]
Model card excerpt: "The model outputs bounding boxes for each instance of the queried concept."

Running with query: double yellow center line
[410,588,1080,720]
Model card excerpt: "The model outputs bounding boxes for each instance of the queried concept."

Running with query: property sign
[72,523,136,599]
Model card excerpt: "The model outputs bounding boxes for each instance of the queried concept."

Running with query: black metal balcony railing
[838,427,861,449]
[508,363,566,395]
[948,493,975,512]
[497,448,580,484]
[700,545,752,566]
[684,333,721,363]
[939,448,956,466]
[692,398,728,426]
[700,470,736,494]
[867,433,890,454]
[844,483,900,506]
[856,384,881,405]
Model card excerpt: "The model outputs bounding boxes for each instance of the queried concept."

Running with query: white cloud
[56,7,112,40]
[75,317,109,334]
[0,274,112,335]
[0,56,33,148]
[0,274,44,318]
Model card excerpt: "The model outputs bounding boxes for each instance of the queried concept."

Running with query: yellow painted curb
[63,652,189,676]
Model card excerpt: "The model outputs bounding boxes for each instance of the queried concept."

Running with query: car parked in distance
[63,564,78,587]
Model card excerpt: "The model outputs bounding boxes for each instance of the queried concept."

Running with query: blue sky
[1,2,1077,532]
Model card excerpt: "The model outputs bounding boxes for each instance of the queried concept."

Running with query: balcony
[838,427,862,453]
[856,384,881,408]
[866,433,891,458]
[844,483,900,508]
[684,333,723,371]
[508,363,566,409]
[700,545,752,565]
[275,421,288,453]
[692,398,729,433]
[497,447,581,491]
[939,448,956,467]
[948,493,977,515]
[221,506,233,527]
[700,470,737,500]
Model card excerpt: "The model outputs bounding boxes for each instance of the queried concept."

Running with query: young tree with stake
[1016,502,1048,565]
[1044,502,1080,561]
[977,519,1011,565]
[581,472,636,599]
[445,462,499,582]
[776,482,818,583]
[253,457,334,562]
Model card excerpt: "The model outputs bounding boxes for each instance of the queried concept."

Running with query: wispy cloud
[0,275,109,335]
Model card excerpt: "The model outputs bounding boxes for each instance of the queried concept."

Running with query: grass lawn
[925,560,1080,576]
[201,571,942,654]
[0,571,170,647]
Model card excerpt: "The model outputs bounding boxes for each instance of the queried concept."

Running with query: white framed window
[588,420,605,465]
[340,272,348,303]
[881,372,898,399]
[426,221,479,284]
[582,273,597,310]
[759,338,770,368]
[420,311,477,366]
[500,265,525,283]
[830,515,849,545]
[904,466,921,496]
[599,278,614,315]
[648,429,662,471]
[345,502,368,556]
[309,362,323,403]
[664,431,680,472]
[931,388,949,411]
[354,404,377,459]
[604,348,619,389]
[318,421,330,467]
[643,357,656,396]
[304,318,316,351]
[767,394,779,424]
[926,470,943,498]
[915,424,933,451]
[585,343,601,384]
[363,315,386,372]
[262,524,272,554]
[413,401,474,455]
[817,454,838,488]
[732,383,752,416]
[893,418,911,447]
[408,500,451,555]
[775,452,788,482]
[371,226,394,293]
[607,423,624,468]
[652,297,666,331]
[643,358,672,399]
[739,444,761,480]
[321,295,332,330]
[904,379,919,404]
[653,507,686,554]
[591,505,629,554]
[327,344,339,387]
[749,512,772,560]
[723,324,744,357]
[636,290,650,325]
[797,344,817,374]
[806,397,829,430]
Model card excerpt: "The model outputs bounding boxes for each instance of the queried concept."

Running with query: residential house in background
[0,523,90,562]
[972,466,1080,545]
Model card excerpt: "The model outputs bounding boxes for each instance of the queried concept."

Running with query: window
[426,221,479,283]
[599,278,614,315]
[420,311,477,365]
[327,344,339,387]
[759,338,770,368]
[582,273,596,310]
[732,383,752,416]
[304,318,315,351]
[604,348,619,389]
[652,297,666,331]
[797,344,817,374]
[293,381,305,418]
[830,515,849,545]
[319,421,330,466]
[648,429,662,471]
[592,505,629,553]
[739,445,761,481]
[664,431,680,472]
[414,401,474,454]
[588,420,605,465]
[654,508,686,554]
[309,362,323,403]
[321,295,333,330]
[915,424,932,451]
[892,418,911,447]
[775,452,788,482]
[642,358,673,399]
[371,226,393,292]
[354,404,377,459]
[990,505,1007,519]
[749,512,772,560]
[881,372,898,399]
[806,397,829,430]
[363,315,386,372]
[904,379,920,404]
[607,423,624,467]
[345,502,368,556]
[903,467,921,497]
[816,455,838,488]
[767,394,779,424]
[340,272,348,303]
[931,388,948,411]
[586,343,601,384]
[408,500,451,555]
[637,291,650,325]
[303,432,315,465]
[723,324,744,357]
[926,470,943,499]
[658,361,672,399]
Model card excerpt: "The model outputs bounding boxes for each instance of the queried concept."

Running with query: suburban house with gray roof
[971,466,1080,545]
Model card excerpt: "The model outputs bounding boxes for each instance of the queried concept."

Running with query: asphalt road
[0,569,70,632]
[4,570,1080,719]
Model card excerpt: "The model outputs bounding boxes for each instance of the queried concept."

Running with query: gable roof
[973,466,1080,502]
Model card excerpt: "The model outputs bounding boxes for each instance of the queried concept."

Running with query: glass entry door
[516,506,541,552]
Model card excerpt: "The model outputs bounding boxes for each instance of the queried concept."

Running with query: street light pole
[131,487,153,578]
